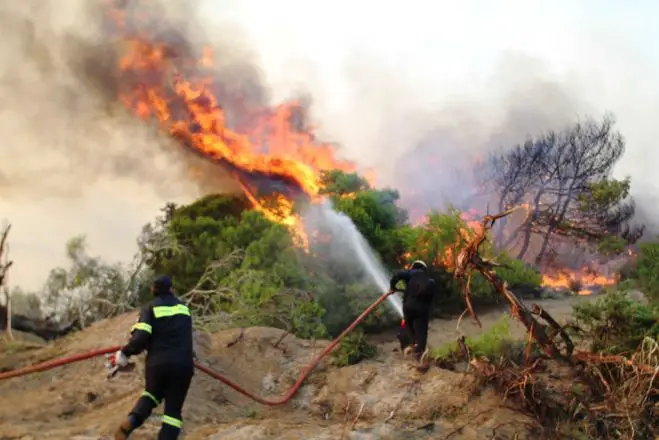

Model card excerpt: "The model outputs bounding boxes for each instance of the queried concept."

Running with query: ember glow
[103,0,371,247]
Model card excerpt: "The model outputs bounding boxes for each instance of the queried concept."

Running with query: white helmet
[410,260,427,271]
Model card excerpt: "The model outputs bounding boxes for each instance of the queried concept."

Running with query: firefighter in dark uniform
[390,260,436,365]
[113,275,195,440]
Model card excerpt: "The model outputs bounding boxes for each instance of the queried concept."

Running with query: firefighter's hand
[113,350,129,368]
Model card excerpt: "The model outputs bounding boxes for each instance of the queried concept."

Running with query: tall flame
[104,1,369,247]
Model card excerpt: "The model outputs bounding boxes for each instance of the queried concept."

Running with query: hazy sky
[2,0,658,291]
[201,0,659,178]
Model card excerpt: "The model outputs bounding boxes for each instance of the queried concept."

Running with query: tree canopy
[23,114,650,340]
[486,115,644,266]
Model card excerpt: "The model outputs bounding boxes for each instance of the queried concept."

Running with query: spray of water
[303,199,404,317]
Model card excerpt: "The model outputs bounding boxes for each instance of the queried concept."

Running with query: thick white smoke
[213,0,658,224]
[2,0,658,290]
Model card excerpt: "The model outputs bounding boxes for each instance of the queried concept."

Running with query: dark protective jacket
[390,268,436,311]
[121,292,195,368]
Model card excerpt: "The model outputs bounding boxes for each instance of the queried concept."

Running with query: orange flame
[104,3,372,247]
[541,269,618,295]
[398,214,481,271]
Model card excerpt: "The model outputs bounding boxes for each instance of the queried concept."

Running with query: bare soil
[0,294,591,439]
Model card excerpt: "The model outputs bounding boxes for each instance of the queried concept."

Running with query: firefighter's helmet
[410,260,427,271]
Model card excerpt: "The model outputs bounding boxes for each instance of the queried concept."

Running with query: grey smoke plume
[2,0,658,291]
[0,0,258,289]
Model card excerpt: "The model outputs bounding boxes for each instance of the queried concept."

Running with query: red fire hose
[0,291,394,406]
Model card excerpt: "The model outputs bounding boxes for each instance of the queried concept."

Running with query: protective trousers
[128,363,194,439]
[402,306,430,357]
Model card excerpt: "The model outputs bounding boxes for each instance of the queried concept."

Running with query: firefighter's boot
[415,347,431,372]
[403,344,415,358]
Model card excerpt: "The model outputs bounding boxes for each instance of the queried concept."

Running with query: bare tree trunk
[535,183,577,265]
[0,224,13,340]
[3,286,11,341]
[494,196,508,248]
[534,194,562,266]
[535,223,556,266]
[517,189,545,260]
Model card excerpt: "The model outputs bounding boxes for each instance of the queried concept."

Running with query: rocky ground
[0,294,595,439]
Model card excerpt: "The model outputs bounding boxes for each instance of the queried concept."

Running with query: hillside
[0,296,593,440]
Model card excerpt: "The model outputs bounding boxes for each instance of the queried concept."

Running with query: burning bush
[32,171,547,338]
[401,211,543,311]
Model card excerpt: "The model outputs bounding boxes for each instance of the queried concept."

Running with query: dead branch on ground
[530,304,575,356]
[227,328,245,348]
[449,208,659,437]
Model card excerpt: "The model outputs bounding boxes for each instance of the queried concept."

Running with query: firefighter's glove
[112,350,129,368]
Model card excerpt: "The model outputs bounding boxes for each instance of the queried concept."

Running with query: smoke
[2,0,658,290]
[0,0,258,289]
[236,2,658,230]
[359,52,593,219]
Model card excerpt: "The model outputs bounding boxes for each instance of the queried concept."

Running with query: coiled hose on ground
[0,290,394,406]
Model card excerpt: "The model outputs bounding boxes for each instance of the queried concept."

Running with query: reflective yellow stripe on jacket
[131,322,152,333]
[153,304,190,319]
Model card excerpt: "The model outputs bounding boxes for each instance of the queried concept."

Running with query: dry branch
[442,207,657,437]
[453,207,568,360]
[530,304,575,356]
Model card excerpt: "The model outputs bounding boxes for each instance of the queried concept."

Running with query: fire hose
[0,290,394,406]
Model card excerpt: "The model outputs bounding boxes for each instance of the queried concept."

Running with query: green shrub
[432,315,524,362]
[496,257,543,293]
[464,315,517,359]
[635,242,659,304]
[331,328,378,367]
[572,287,659,354]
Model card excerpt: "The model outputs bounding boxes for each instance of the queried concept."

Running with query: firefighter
[390,260,436,365]
[113,275,195,440]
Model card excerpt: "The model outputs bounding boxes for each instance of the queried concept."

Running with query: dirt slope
[0,295,589,439]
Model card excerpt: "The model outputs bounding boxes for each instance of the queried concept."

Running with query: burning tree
[100,0,369,240]
[487,115,644,266]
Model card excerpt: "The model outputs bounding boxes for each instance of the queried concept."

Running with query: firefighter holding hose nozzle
[390,260,436,368]
[111,275,195,440]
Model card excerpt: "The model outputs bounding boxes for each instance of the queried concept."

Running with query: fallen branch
[351,401,365,429]
[453,207,566,360]
[273,330,290,349]
[227,328,245,348]
[457,336,471,365]
[0,306,79,341]
[573,351,658,375]
[530,304,575,356]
